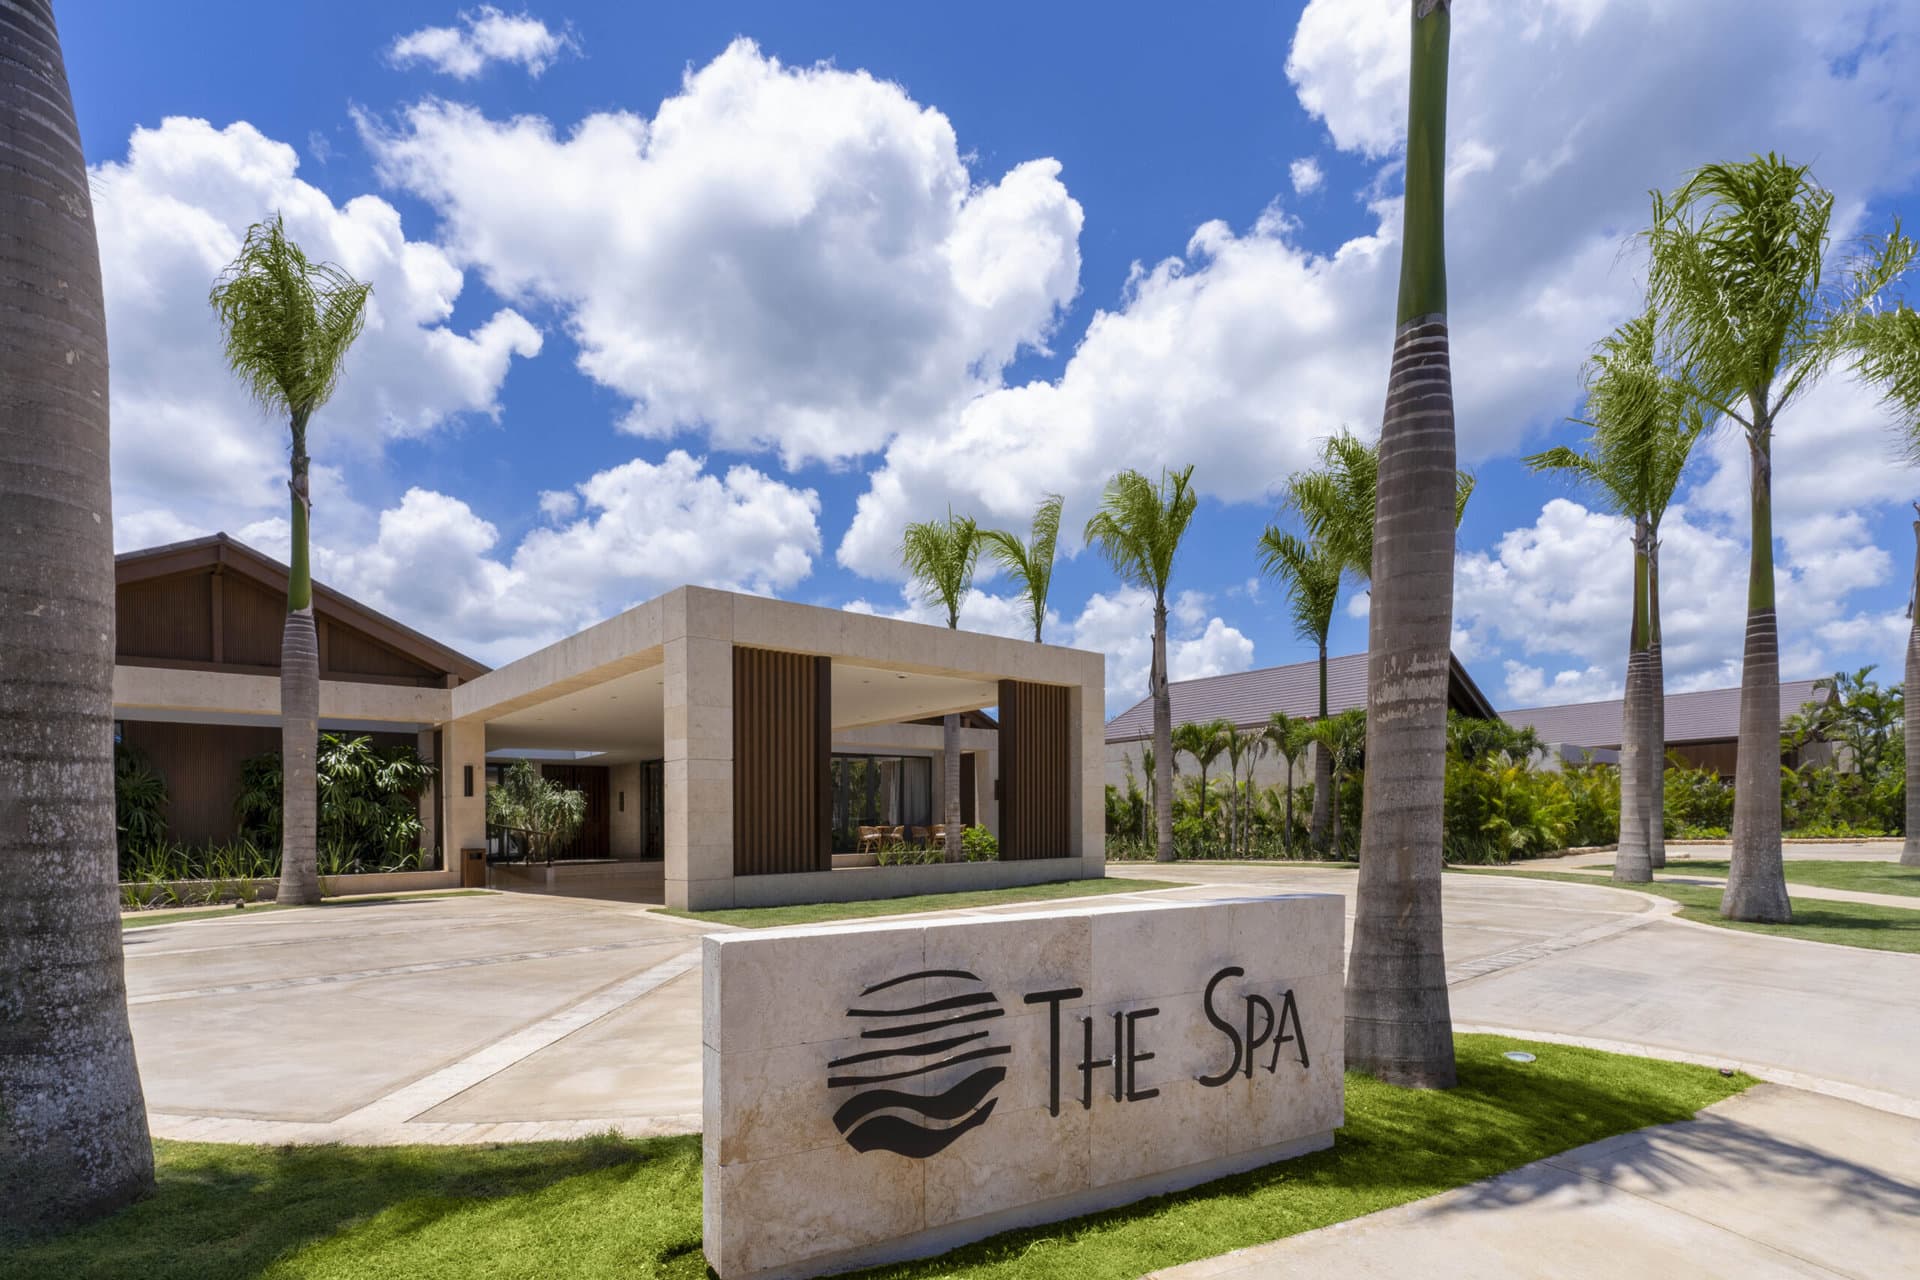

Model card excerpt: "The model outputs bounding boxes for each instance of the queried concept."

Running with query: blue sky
[62,1,1920,714]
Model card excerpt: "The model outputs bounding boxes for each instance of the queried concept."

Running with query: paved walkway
[1153,1084,1920,1280]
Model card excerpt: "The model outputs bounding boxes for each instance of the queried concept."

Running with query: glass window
[831,753,932,852]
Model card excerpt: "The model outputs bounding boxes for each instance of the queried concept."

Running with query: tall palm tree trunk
[1904,512,1920,868]
[278,422,322,906]
[1616,520,1653,883]
[1346,0,1457,1088]
[942,712,962,859]
[1647,536,1668,869]
[1283,762,1295,854]
[1152,597,1174,862]
[0,0,156,1226]
[1310,640,1332,851]
[1723,419,1792,921]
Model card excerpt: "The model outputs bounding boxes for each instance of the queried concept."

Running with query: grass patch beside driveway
[1623,858,1920,899]
[1463,868,1920,953]
[121,890,493,930]
[655,876,1176,928]
[3,1036,1749,1280]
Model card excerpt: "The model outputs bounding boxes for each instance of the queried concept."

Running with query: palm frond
[208,213,371,426]
[980,493,1063,641]
[1083,466,1198,601]
[900,510,979,628]
[1284,429,1473,583]
[1851,304,1920,460]
[1255,528,1341,648]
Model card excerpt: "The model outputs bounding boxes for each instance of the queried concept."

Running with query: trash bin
[462,846,487,888]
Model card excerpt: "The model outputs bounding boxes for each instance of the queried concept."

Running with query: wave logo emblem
[826,968,1011,1159]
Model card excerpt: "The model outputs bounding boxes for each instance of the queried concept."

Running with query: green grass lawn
[1,1035,1748,1280]
[1624,858,1920,899]
[1468,868,1920,953]
[121,890,493,930]
[656,876,1177,928]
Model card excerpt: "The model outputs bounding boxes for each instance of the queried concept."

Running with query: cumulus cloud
[388,7,578,79]
[1456,498,1903,708]
[1067,587,1255,713]
[92,116,541,548]
[839,0,1920,578]
[361,38,1083,468]
[1289,156,1325,194]
[318,451,822,662]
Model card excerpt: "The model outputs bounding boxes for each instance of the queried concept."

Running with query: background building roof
[1104,651,1495,741]
[1499,679,1826,748]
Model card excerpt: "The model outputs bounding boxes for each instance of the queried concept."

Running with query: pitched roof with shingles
[1104,651,1495,741]
[1499,679,1826,748]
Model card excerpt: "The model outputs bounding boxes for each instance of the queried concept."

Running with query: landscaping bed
[2,1036,1749,1280]
[656,876,1175,928]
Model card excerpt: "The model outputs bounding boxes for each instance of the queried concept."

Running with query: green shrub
[114,743,170,855]
[960,825,998,861]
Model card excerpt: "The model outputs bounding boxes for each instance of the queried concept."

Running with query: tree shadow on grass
[1,1133,703,1280]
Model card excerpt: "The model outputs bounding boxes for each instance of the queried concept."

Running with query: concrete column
[664,590,734,910]
[976,745,1001,837]
[442,718,487,879]
[609,761,642,858]
[1073,682,1106,871]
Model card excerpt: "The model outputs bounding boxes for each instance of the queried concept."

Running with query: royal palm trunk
[1904,514,1920,868]
[1310,639,1332,851]
[1722,415,1792,921]
[0,0,157,1226]
[1615,519,1653,883]
[277,421,322,906]
[1152,597,1175,862]
[1647,537,1667,869]
[1344,0,1458,1088]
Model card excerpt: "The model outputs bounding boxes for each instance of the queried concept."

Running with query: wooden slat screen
[733,647,832,876]
[998,679,1071,860]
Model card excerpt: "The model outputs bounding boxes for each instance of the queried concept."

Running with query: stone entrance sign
[702,893,1345,1279]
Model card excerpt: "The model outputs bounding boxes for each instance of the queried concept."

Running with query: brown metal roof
[1499,679,1826,748]
[1104,650,1495,741]
[115,532,489,680]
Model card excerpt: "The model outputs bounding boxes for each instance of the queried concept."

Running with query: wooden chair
[908,826,930,847]
[857,826,883,854]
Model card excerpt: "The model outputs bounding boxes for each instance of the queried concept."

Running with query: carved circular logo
[826,968,1010,1158]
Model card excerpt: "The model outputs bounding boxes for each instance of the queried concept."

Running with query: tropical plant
[1263,711,1309,855]
[1224,726,1265,856]
[0,0,156,1224]
[114,742,171,855]
[980,493,1064,643]
[1085,465,1200,862]
[486,761,588,863]
[210,214,372,908]
[1526,308,1706,880]
[1254,530,1342,851]
[1304,708,1366,855]
[235,736,433,871]
[1172,719,1232,836]
[960,824,1000,861]
[901,509,981,859]
[1645,153,1913,920]
[1848,303,1920,866]
[1344,0,1459,1089]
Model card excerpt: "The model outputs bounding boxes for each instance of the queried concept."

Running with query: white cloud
[840,0,1920,577]
[1065,587,1255,713]
[1457,498,1903,707]
[388,7,577,79]
[361,38,1082,469]
[842,589,1046,642]
[92,116,541,549]
[1289,156,1325,194]
[537,489,579,521]
[319,450,822,662]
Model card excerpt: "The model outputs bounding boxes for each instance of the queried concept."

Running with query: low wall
[119,867,462,907]
[489,859,665,903]
[726,855,1098,910]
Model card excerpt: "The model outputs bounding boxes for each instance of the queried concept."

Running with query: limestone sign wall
[702,893,1345,1279]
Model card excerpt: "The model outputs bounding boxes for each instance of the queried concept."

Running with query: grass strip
[121,890,493,930]
[1464,868,1920,953]
[1605,858,1920,900]
[656,877,1177,928]
[2,1035,1749,1280]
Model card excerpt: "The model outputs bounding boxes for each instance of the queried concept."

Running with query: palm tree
[1525,310,1705,881]
[1304,709,1366,856]
[0,0,156,1227]
[980,493,1064,643]
[1255,530,1343,851]
[1344,0,1459,1089]
[1286,428,1477,586]
[1172,718,1231,843]
[1085,466,1200,862]
[210,215,371,908]
[1222,725,1263,856]
[1848,305,1920,868]
[901,510,981,857]
[1264,711,1307,854]
[1646,155,1914,921]
[1138,744,1158,843]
